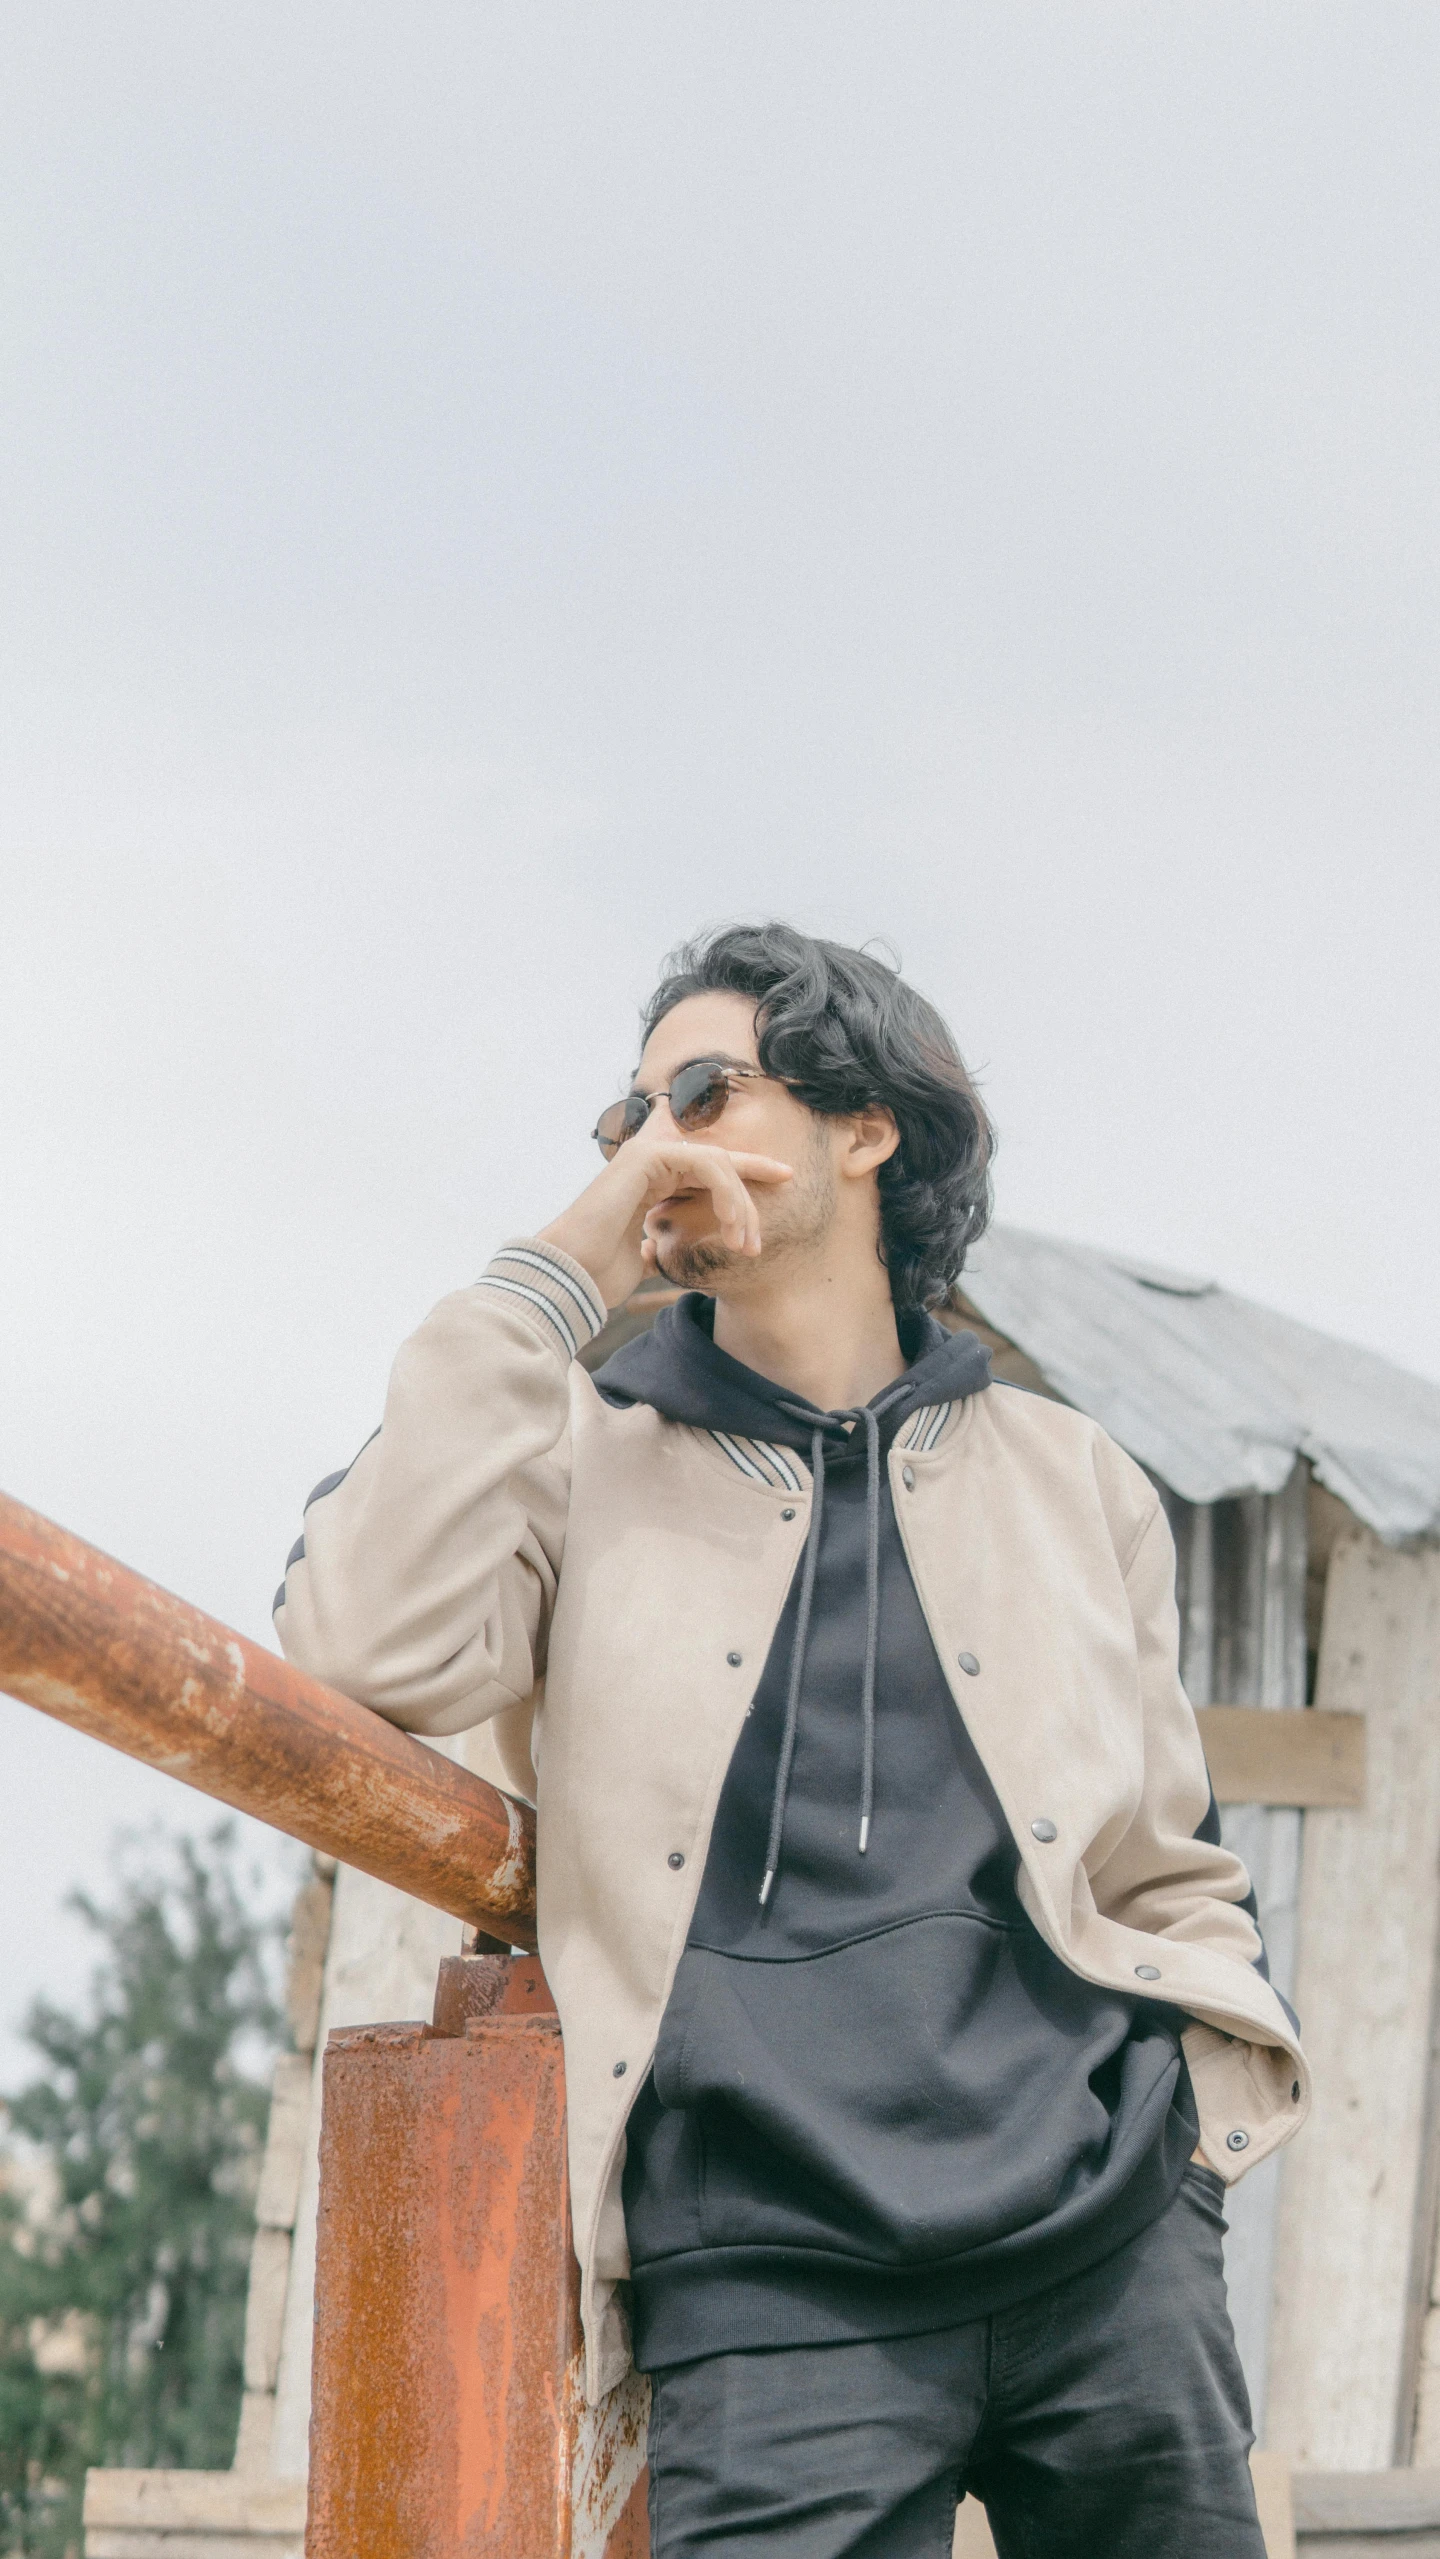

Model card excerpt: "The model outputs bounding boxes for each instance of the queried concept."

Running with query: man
[276,923,1306,2558]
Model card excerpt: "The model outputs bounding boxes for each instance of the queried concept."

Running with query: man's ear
[840,1107,901,1180]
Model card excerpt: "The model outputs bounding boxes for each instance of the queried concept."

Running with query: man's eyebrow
[630,1050,753,1097]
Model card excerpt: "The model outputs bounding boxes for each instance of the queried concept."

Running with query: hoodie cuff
[476,1239,609,1362]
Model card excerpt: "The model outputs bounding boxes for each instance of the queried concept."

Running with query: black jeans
[645,2164,1263,2558]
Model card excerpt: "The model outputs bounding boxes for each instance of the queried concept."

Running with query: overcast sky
[3,3,1438,2078]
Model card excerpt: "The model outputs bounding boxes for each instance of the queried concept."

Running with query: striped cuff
[476,1239,608,1362]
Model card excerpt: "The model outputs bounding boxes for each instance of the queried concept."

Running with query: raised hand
[538,1138,794,1309]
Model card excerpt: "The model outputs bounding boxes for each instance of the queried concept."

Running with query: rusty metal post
[308,1954,649,2559]
[0,1487,536,1943]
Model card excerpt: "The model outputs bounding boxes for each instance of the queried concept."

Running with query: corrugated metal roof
[960,1226,1440,1541]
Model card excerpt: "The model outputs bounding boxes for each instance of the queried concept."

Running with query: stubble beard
[649,1127,837,1295]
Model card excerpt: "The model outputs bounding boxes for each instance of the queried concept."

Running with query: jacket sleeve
[273,1240,607,1737]
[1087,1498,1272,1978]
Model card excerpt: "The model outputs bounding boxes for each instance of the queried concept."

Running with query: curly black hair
[641,923,994,1312]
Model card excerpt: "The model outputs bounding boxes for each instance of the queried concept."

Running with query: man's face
[632,991,836,1291]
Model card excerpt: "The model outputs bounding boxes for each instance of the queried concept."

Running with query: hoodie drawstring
[758,1426,826,1908]
[759,1399,891,1908]
[857,1405,881,1857]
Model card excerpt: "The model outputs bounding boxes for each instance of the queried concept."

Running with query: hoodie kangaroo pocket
[670,1912,1185,2267]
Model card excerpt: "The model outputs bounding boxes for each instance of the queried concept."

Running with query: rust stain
[571,2364,650,2555]
[0,1485,536,1942]
[454,2051,544,2538]
[603,2473,651,2558]
[309,1963,648,2557]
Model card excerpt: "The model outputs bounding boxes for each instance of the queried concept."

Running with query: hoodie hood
[592,1293,992,1453]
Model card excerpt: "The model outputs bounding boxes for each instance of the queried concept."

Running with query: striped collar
[704,1402,955,1489]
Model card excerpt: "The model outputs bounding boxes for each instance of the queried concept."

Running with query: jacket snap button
[957,1652,980,1677]
[902,1466,916,1492]
[726,1651,743,1667]
[781,1507,796,1521]
[667,1851,685,1870]
[1030,1818,1058,1844]
[1135,1964,1161,1982]
[613,2061,627,2078]
[1226,2128,1250,2152]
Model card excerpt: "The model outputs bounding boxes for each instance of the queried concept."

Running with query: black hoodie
[596,1297,1198,2370]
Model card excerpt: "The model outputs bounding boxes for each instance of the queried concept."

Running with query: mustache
[652,1235,732,1286]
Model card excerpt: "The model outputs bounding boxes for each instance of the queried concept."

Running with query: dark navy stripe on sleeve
[303,1425,381,1512]
[277,1426,381,1621]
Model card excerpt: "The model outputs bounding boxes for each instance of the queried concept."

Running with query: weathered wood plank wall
[1267,1529,1440,2468]
[1169,1462,1308,2439]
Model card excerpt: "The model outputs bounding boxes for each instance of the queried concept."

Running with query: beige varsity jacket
[275,1238,1309,2401]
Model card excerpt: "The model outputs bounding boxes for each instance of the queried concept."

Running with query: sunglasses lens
[669,1063,732,1132]
[594,1095,649,1158]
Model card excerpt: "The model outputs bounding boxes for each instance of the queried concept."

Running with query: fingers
[715,1152,794,1187]
[687,1151,776,1257]
[641,1143,793,1193]
[640,1142,791,1258]
[542,1135,789,1307]
[708,1154,761,1256]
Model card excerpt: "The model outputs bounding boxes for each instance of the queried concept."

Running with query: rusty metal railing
[0,1487,537,1946]
[0,1485,657,2554]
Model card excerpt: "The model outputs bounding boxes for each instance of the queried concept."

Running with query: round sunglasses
[592,1060,767,1160]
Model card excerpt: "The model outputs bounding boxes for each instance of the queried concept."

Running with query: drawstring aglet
[857,1817,870,1854]
[758,1869,776,1907]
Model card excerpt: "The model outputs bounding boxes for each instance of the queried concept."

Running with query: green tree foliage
[0,1826,283,2558]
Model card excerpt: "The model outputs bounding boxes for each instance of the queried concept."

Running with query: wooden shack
[82,1224,1440,2558]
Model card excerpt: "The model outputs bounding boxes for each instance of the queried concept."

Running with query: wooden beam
[83,2469,307,2535]
[1195,1706,1365,1808]
[1291,2467,1440,2532]
[951,2454,1294,2557]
